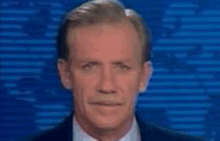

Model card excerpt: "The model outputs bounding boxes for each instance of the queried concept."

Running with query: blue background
[0,0,219,140]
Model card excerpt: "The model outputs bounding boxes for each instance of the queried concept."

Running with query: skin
[57,20,152,141]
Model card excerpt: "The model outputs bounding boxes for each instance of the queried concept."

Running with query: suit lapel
[67,112,73,141]
[135,108,152,141]
[65,109,153,141]
[60,111,74,141]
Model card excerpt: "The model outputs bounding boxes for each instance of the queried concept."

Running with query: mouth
[91,102,124,115]
[94,103,122,106]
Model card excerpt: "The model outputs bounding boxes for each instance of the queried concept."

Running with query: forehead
[67,21,140,63]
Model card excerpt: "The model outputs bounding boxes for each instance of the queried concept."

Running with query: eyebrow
[73,59,133,65]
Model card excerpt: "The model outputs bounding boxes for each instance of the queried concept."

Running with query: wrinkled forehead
[66,21,142,65]
[66,19,140,48]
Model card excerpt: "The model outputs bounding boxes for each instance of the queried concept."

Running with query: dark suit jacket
[21,109,207,141]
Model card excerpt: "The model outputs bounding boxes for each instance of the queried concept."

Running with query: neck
[74,113,134,141]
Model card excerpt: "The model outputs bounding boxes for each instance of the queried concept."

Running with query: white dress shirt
[73,116,141,141]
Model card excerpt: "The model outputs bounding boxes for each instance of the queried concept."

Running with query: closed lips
[95,103,122,106]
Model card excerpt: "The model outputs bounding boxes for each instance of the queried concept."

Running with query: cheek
[117,73,140,95]
[70,74,83,107]
[71,73,97,111]
[117,74,140,109]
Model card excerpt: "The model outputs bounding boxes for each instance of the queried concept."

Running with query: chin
[85,104,129,130]
[91,114,124,130]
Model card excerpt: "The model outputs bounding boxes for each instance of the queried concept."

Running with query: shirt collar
[73,116,141,141]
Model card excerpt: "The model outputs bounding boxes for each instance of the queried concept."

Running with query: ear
[57,59,72,90]
[138,61,153,93]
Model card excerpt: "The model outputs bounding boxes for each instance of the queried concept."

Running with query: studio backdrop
[0,0,219,141]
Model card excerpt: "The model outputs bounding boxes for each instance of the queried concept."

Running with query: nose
[98,66,116,94]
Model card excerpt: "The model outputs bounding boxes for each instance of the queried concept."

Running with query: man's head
[57,0,153,138]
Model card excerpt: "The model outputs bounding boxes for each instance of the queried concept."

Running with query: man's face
[59,21,151,130]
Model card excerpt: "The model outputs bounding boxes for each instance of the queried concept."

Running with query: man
[21,0,206,140]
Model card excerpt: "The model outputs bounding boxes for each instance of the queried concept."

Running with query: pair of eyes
[82,63,131,71]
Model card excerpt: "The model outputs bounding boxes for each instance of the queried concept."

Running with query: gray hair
[57,0,152,65]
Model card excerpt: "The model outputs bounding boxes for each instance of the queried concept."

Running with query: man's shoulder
[135,109,207,141]
[20,114,73,141]
[20,127,60,141]
[21,111,207,141]
[143,122,207,141]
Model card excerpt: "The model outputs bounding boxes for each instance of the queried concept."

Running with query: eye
[82,63,95,71]
[116,64,130,70]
